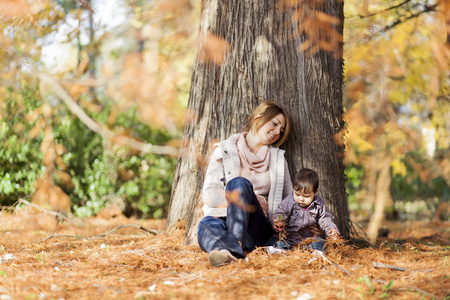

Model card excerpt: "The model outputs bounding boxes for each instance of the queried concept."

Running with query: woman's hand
[309,225,325,237]
[256,194,268,215]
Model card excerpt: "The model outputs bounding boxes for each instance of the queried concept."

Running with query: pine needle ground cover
[0,205,448,300]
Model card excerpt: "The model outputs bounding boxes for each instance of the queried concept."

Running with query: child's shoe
[266,246,287,255]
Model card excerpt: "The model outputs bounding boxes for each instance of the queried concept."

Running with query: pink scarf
[237,133,269,172]
[236,133,270,196]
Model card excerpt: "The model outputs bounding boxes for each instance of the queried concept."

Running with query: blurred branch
[59,78,116,88]
[379,4,438,33]
[29,65,179,157]
[346,0,412,19]
[348,1,438,41]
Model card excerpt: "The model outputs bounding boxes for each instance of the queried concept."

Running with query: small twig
[157,272,209,284]
[349,219,377,246]
[396,285,443,300]
[94,224,159,237]
[435,236,450,244]
[411,268,434,273]
[17,199,71,222]
[317,251,351,276]
[373,261,407,271]
[39,234,84,243]
[39,223,159,243]
[52,221,59,235]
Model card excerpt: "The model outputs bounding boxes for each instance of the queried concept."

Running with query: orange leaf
[25,106,43,122]
[42,147,55,168]
[0,0,32,17]
[55,143,68,155]
[56,170,73,188]
[315,11,340,25]
[225,190,256,213]
[55,156,68,171]
[197,32,231,65]
[28,119,45,139]
[334,128,347,147]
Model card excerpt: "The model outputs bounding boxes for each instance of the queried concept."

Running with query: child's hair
[293,168,319,194]
[244,101,291,147]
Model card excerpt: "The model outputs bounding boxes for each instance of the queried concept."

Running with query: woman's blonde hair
[244,101,291,147]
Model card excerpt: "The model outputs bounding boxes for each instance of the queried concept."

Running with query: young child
[272,168,339,254]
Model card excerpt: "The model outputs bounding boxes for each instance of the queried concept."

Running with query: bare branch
[34,69,179,156]
[380,4,438,33]
[396,285,443,300]
[16,199,71,222]
[38,223,159,243]
[94,224,159,237]
[316,251,352,276]
[346,0,412,19]
[348,2,438,42]
[349,219,377,246]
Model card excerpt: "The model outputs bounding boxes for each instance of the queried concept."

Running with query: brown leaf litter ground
[0,204,448,300]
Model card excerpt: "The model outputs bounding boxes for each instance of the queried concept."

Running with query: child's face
[293,189,317,207]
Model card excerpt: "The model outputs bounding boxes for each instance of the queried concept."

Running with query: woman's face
[255,113,286,146]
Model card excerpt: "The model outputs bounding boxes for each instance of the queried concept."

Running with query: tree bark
[167,0,349,245]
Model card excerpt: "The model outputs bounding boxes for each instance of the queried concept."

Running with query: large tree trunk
[167,0,349,245]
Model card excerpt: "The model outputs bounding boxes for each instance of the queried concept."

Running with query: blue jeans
[197,177,275,258]
[275,237,326,252]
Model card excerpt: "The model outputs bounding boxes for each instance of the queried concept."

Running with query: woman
[197,101,293,267]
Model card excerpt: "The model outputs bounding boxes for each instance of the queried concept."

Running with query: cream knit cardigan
[202,133,293,224]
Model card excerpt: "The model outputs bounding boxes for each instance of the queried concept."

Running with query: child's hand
[273,218,285,232]
[328,229,339,240]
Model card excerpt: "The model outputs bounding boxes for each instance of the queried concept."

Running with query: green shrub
[0,87,44,203]
[1,86,178,219]
[345,164,364,209]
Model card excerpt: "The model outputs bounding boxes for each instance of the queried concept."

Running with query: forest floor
[0,203,448,300]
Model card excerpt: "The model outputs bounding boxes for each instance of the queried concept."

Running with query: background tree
[167,0,349,244]
[344,0,449,241]
[0,0,197,217]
